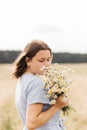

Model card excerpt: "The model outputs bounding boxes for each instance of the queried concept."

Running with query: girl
[13,40,68,130]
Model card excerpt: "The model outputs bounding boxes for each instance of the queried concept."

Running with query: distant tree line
[0,50,87,63]
[53,53,87,63]
[0,50,21,63]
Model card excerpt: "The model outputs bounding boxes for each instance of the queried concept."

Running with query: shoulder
[24,74,49,105]
[20,73,44,90]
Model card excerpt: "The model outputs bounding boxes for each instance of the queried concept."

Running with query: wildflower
[38,63,77,115]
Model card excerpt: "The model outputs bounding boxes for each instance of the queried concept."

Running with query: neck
[25,68,35,75]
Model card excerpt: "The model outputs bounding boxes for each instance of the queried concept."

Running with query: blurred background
[0,0,87,130]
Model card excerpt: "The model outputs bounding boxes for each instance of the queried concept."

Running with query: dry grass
[0,63,87,130]
[0,64,23,130]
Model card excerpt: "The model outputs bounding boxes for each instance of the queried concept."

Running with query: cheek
[32,63,43,74]
[36,62,43,68]
[32,62,43,69]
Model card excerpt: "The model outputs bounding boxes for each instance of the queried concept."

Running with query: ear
[25,57,31,66]
[25,57,30,62]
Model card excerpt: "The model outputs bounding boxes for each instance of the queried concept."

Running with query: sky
[0,0,87,53]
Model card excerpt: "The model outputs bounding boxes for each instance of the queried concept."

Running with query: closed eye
[47,57,52,61]
[38,57,51,62]
[39,60,44,62]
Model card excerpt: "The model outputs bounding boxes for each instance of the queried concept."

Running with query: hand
[54,94,69,109]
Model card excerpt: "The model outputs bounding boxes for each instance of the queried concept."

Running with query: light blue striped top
[15,73,66,130]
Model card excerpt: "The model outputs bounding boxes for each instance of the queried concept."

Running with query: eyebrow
[39,57,51,59]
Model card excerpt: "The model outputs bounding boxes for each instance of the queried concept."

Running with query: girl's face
[27,50,52,75]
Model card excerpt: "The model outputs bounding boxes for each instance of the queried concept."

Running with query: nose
[43,61,51,67]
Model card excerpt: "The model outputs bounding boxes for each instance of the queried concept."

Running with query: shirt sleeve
[26,77,49,105]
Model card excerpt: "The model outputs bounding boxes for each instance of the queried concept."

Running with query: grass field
[0,63,87,130]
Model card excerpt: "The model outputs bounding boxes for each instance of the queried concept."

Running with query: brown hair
[13,40,52,78]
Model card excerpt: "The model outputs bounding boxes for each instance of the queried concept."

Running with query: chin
[37,71,43,75]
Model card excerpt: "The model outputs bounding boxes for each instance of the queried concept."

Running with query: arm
[26,94,68,130]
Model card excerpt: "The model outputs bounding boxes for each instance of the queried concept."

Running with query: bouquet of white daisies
[38,63,77,115]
